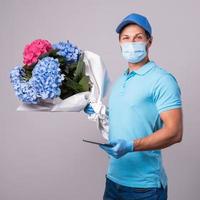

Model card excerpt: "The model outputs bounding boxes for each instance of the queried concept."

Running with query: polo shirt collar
[123,61,155,76]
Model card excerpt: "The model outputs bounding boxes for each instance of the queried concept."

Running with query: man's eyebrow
[121,32,144,37]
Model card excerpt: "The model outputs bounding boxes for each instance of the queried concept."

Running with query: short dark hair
[118,23,151,40]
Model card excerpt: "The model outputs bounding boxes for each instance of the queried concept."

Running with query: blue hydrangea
[52,41,81,63]
[10,57,65,104]
[31,57,64,99]
[10,65,38,104]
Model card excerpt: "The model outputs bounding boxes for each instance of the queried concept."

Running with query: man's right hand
[84,103,95,115]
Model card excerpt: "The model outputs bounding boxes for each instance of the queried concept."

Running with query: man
[85,13,183,200]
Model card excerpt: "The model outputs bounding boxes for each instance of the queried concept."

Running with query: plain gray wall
[1,0,199,199]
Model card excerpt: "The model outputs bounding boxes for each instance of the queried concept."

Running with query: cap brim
[116,20,138,33]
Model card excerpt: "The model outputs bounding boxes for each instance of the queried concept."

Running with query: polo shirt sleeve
[152,73,182,114]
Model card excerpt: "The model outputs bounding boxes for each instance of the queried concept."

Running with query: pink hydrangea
[23,39,52,66]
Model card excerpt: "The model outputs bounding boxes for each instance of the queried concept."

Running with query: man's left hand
[99,139,134,159]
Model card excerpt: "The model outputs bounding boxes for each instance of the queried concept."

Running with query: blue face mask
[121,42,147,64]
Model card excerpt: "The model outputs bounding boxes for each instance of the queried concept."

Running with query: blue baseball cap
[116,13,152,36]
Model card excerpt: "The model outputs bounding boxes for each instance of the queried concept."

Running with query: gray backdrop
[1,0,199,199]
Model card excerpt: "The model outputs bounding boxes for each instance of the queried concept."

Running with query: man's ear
[147,36,153,48]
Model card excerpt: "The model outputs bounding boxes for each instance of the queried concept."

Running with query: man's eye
[137,36,143,39]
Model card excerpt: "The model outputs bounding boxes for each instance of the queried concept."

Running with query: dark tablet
[82,139,114,147]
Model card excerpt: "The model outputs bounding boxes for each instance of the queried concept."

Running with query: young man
[85,13,183,200]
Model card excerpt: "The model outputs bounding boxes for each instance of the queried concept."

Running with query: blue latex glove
[84,103,95,115]
[99,139,134,159]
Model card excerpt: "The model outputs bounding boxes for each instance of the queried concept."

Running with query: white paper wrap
[17,50,111,140]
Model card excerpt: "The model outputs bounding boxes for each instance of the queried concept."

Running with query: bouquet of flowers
[10,39,111,140]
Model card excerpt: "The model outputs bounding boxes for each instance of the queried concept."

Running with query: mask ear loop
[145,37,153,62]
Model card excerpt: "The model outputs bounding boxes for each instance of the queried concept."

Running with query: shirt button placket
[120,79,126,95]
[120,71,136,95]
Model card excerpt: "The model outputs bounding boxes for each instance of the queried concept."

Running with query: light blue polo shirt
[106,61,182,189]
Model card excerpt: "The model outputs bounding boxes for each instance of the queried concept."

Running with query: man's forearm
[133,127,182,151]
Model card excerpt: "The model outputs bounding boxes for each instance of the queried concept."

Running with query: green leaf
[58,57,66,65]
[73,53,85,82]
[48,49,59,57]
[69,62,78,71]
[60,89,75,100]
[38,49,59,60]
[22,66,33,80]
[79,75,90,91]
[63,77,84,93]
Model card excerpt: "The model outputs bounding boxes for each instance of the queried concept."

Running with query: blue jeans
[103,175,168,200]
